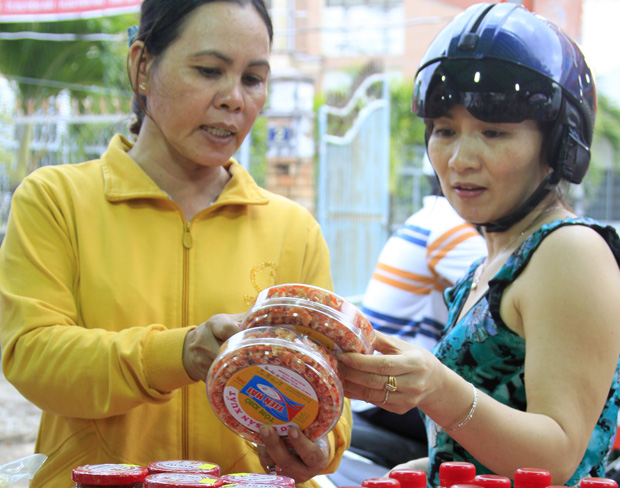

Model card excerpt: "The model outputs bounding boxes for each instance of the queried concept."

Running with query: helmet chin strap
[475,170,562,233]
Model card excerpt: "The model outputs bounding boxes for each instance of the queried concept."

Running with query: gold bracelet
[446,382,477,431]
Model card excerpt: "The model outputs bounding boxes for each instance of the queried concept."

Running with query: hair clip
[127,25,139,47]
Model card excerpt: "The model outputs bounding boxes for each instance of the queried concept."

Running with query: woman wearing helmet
[338,3,620,486]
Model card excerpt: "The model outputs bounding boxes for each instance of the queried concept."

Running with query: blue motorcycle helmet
[412,2,596,232]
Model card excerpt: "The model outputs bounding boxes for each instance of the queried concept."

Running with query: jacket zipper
[182,221,193,458]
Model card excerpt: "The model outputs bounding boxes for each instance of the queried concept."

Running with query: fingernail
[289,426,299,439]
[338,354,350,365]
[259,425,270,438]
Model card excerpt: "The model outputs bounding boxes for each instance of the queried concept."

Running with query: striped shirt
[361,196,487,350]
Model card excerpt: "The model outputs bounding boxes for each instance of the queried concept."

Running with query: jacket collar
[102,134,269,207]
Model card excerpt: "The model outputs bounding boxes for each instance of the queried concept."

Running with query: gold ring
[384,375,398,392]
[382,389,390,404]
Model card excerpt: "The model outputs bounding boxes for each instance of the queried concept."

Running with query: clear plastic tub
[242,284,375,355]
[207,327,344,444]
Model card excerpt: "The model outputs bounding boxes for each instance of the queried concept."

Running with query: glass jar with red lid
[144,472,223,487]
[72,463,148,487]
[219,473,295,487]
[147,461,220,477]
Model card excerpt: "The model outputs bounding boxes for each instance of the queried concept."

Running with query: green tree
[0,14,137,186]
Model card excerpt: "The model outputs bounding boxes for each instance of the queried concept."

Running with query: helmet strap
[475,169,561,233]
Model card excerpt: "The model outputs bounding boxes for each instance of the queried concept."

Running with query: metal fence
[317,73,391,299]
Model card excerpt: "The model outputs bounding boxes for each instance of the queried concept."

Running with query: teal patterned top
[426,217,620,487]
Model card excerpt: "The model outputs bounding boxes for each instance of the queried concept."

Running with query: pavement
[0,369,41,485]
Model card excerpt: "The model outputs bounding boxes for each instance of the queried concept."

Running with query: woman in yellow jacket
[0,1,351,486]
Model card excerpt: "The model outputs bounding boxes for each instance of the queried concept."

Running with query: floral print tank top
[426,217,620,487]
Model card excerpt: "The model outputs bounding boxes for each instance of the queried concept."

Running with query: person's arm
[443,225,620,481]
[0,175,194,417]
[340,225,620,484]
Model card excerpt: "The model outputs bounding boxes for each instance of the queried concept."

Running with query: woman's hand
[256,425,330,483]
[182,313,244,382]
[338,332,443,414]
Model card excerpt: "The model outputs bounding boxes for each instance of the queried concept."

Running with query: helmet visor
[412,59,563,123]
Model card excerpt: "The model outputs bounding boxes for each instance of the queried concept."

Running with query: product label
[223,365,319,436]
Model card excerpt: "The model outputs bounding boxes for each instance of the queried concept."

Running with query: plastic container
[438,462,476,488]
[513,468,551,488]
[219,473,295,487]
[72,464,149,487]
[144,473,223,487]
[241,284,375,355]
[362,478,400,488]
[147,461,220,477]
[580,478,619,488]
[389,469,426,488]
[472,474,512,488]
[207,327,344,444]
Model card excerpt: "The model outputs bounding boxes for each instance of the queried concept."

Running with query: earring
[139,82,146,91]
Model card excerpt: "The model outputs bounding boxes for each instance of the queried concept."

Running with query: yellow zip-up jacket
[0,134,351,488]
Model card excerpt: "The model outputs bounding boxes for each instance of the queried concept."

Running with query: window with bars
[322,0,404,57]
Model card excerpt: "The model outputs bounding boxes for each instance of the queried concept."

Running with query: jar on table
[147,461,220,477]
[72,464,148,487]
[219,473,295,487]
[144,473,223,487]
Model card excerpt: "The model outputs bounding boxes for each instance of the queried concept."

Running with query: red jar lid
[220,473,295,487]
[473,474,512,488]
[581,478,619,488]
[147,461,220,477]
[145,473,223,487]
[222,485,297,488]
[438,462,476,487]
[72,464,149,485]
[362,478,401,488]
[513,468,551,488]
[389,469,426,488]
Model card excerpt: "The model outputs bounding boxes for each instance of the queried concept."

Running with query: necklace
[470,206,563,291]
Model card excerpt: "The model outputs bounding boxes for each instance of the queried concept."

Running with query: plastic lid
[362,478,401,488]
[389,469,427,488]
[144,473,223,487]
[207,327,344,444]
[438,462,476,487]
[513,468,551,488]
[72,464,149,484]
[147,461,220,476]
[220,473,295,487]
[473,474,512,488]
[221,484,295,488]
[243,284,375,354]
[580,478,619,488]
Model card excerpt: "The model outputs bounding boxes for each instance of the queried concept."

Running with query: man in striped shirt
[361,194,486,348]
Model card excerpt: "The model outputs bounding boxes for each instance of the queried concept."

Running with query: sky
[581,0,620,105]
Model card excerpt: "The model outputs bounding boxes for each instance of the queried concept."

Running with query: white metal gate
[317,73,391,299]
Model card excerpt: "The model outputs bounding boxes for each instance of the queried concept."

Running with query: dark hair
[128,0,273,136]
